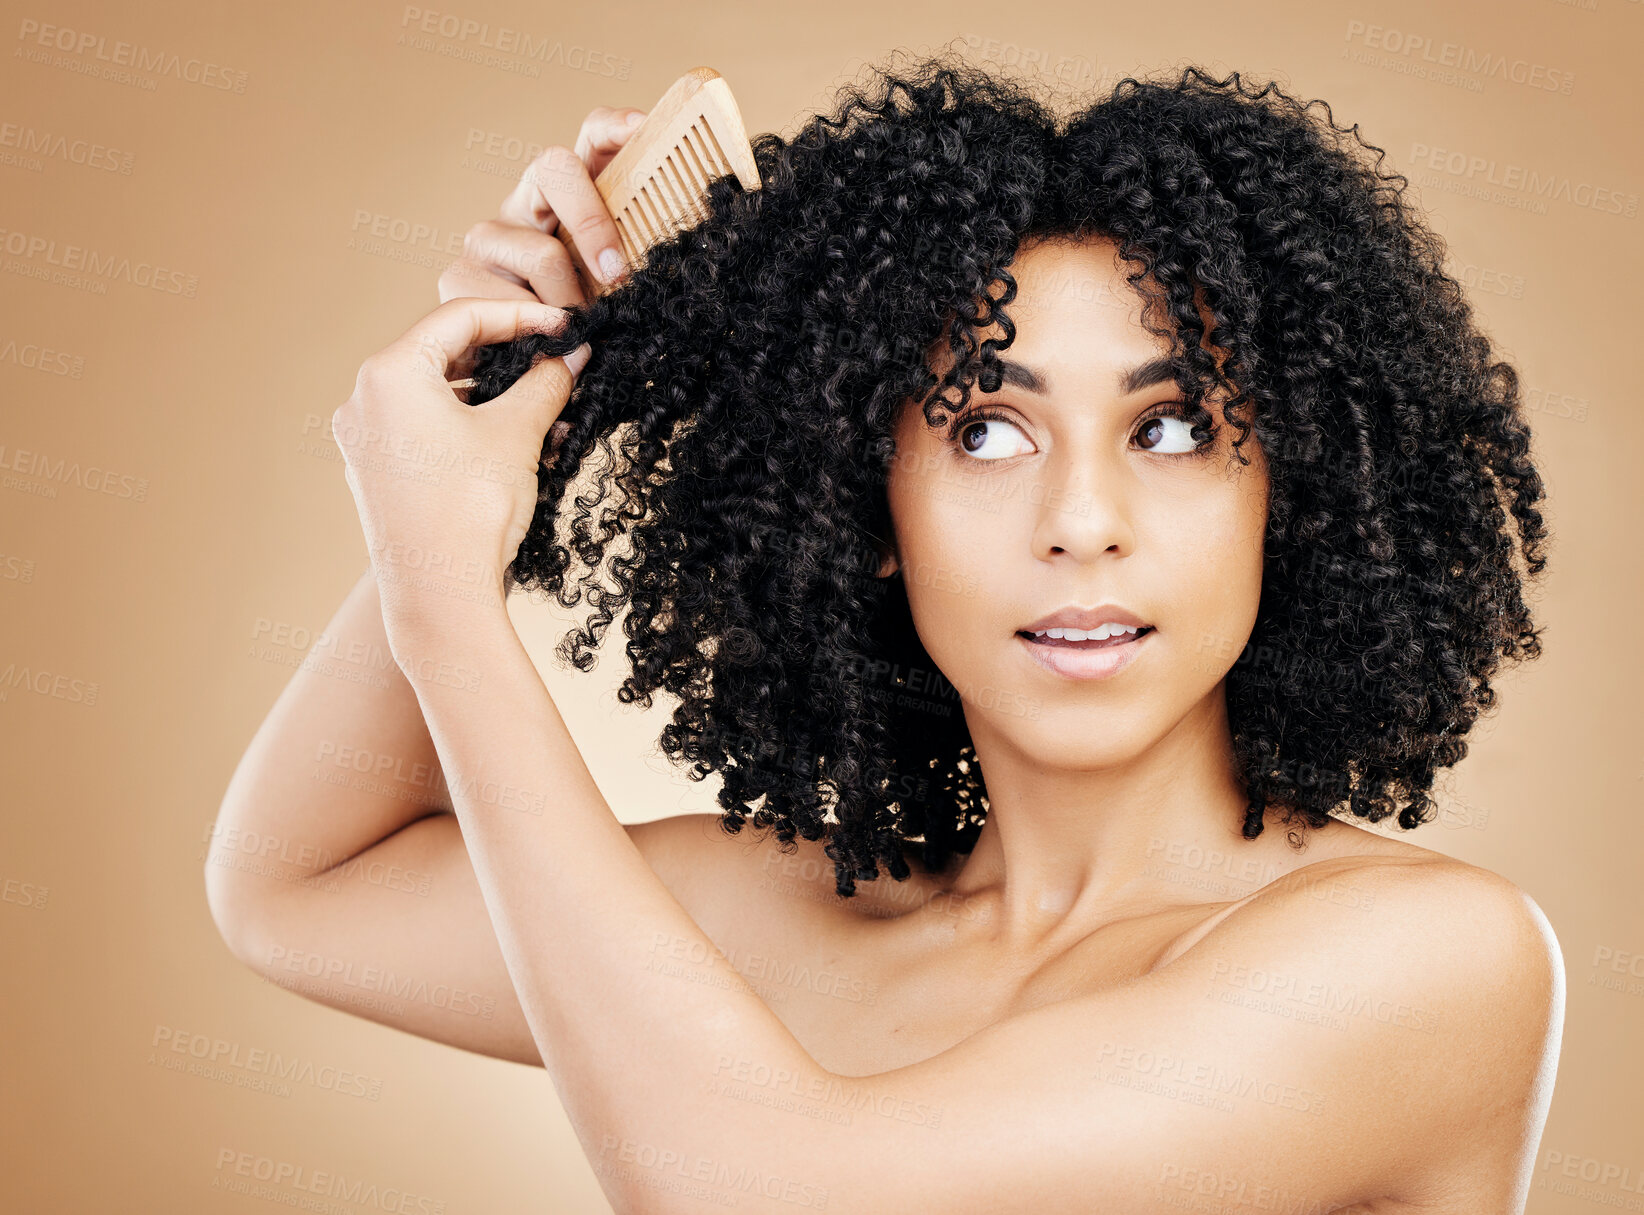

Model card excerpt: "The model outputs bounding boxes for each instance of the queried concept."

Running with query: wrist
[367,541,511,621]
[370,545,505,617]
[388,609,519,693]
[378,586,514,676]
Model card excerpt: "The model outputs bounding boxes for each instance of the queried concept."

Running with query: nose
[1029,446,1135,562]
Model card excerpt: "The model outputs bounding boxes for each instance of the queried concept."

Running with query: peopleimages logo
[1343,20,1575,94]
[0,442,149,502]
[14,18,249,93]
[210,1148,445,1212]
[0,339,84,378]
[0,227,199,296]
[1407,142,1637,218]
[395,7,631,79]
[0,121,134,174]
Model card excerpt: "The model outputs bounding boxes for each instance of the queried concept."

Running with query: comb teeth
[613,117,747,257]
[692,121,735,175]
[556,67,761,296]
[677,125,718,188]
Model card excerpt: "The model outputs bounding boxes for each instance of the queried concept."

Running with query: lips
[1019,603,1151,634]
[1015,622,1154,681]
[1018,627,1155,649]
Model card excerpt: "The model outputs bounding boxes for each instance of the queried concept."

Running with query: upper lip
[1019,604,1152,634]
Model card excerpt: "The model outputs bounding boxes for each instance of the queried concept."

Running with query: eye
[945,403,1219,460]
[1133,405,1216,455]
[950,410,1034,462]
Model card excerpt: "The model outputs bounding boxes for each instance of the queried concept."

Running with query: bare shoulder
[1266,818,1565,960]
[1236,845,1565,1023]
[1260,842,1563,973]
[1189,849,1565,1200]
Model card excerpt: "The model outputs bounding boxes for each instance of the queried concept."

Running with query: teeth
[1033,624,1141,641]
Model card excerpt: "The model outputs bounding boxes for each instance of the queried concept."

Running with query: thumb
[488,342,589,429]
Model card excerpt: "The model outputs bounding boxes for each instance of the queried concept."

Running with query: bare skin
[206,106,1564,1214]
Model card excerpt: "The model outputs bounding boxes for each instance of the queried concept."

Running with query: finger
[480,346,586,432]
[575,107,648,181]
[497,142,562,232]
[437,257,539,305]
[457,220,584,308]
[395,297,572,383]
[502,144,627,287]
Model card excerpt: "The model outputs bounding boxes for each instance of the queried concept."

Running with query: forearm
[206,567,452,920]
[393,602,825,1203]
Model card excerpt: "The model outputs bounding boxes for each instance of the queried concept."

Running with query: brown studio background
[0,0,1637,1210]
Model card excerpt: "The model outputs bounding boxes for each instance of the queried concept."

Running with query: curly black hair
[464,51,1550,899]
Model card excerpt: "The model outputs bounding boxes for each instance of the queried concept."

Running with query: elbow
[203,849,267,967]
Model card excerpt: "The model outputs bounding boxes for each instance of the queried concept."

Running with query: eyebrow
[980,354,1181,397]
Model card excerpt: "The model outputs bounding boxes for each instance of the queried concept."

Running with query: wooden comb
[447,67,760,392]
[558,66,761,293]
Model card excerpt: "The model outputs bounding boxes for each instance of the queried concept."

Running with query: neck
[944,686,1291,950]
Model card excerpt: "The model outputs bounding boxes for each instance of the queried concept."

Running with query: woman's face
[881,235,1269,764]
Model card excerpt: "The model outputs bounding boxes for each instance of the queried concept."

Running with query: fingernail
[564,342,592,376]
[626,112,644,128]
[597,247,626,283]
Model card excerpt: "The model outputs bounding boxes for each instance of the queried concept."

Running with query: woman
[206,55,1564,1213]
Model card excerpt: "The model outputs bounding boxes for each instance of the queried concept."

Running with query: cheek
[1168,488,1264,581]
[1153,470,1268,659]
[886,456,1015,645]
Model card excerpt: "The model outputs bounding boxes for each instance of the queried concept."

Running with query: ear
[872,537,900,580]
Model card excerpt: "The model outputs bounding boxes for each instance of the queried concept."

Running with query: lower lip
[1017,628,1153,681]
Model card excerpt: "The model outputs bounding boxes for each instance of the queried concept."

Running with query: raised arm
[204,101,660,1061]
[202,566,545,1060]
[203,567,742,1066]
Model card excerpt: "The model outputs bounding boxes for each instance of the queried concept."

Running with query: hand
[439,105,646,308]
[331,296,590,640]
[438,106,644,467]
